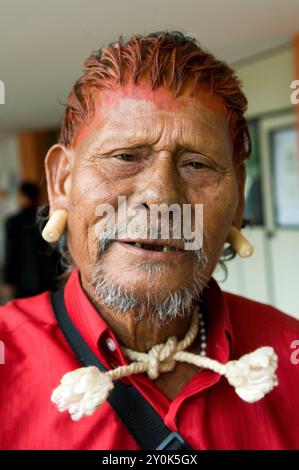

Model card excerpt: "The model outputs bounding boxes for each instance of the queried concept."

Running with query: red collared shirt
[0,267,299,450]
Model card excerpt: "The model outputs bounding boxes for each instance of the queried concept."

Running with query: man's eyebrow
[89,133,159,154]
[89,128,212,151]
[89,142,208,158]
[177,145,209,156]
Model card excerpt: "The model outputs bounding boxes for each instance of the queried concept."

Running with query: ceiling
[0,0,299,133]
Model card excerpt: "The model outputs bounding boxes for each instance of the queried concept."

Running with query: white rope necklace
[51,305,278,421]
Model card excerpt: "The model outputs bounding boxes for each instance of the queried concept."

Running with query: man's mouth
[124,241,181,252]
[115,239,184,255]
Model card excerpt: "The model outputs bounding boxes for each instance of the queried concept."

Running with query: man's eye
[188,161,207,169]
[114,153,135,162]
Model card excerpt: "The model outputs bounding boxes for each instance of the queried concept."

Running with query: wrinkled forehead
[73,80,228,150]
[96,80,227,118]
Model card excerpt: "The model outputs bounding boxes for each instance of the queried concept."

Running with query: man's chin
[90,244,209,321]
[103,269,198,296]
[90,266,207,323]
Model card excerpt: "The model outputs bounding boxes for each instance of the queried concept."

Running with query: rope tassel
[51,308,279,421]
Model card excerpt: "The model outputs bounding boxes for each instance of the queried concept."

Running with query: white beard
[90,246,209,325]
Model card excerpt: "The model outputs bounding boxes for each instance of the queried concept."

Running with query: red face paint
[72,79,227,150]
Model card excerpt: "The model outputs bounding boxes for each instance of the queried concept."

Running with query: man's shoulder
[223,289,299,336]
[0,291,56,334]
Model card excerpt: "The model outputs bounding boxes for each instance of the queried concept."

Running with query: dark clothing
[3,206,62,298]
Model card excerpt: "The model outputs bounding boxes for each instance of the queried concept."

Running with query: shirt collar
[64,267,235,364]
[200,276,235,363]
[64,267,112,358]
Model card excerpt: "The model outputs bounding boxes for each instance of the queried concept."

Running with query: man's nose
[133,152,184,207]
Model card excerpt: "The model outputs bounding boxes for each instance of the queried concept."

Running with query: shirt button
[106,338,117,352]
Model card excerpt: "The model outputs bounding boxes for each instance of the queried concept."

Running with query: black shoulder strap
[51,289,193,450]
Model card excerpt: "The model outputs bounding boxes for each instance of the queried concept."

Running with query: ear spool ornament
[42,209,68,243]
[226,224,254,258]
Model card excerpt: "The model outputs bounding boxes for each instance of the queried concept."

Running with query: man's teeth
[132,242,177,252]
[163,245,172,252]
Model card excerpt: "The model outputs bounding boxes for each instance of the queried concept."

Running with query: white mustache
[97,224,201,256]
[94,199,203,251]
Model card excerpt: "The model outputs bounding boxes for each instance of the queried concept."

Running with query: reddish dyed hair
[59,31,250,165]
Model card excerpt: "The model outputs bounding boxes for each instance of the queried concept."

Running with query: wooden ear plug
[227,225,254,258]
[42,209,68,243]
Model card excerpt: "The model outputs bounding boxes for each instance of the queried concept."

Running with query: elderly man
[0,31,298,450]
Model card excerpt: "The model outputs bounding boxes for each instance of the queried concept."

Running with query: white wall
[236,46,293,118]
[214,46,299,319]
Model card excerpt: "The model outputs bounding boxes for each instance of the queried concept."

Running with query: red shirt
[0,267,298,450]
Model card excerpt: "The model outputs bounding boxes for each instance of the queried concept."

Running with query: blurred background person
[3,181,62,299]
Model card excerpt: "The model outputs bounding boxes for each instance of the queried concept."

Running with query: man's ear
[233,162,246,229]
[44,144,73,216]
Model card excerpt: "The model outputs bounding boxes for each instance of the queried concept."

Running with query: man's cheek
[203,191,236,226]
[211,180,239,218]
[202,193,236,249]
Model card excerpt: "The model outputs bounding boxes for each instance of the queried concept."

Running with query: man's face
[47,80,244,318]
